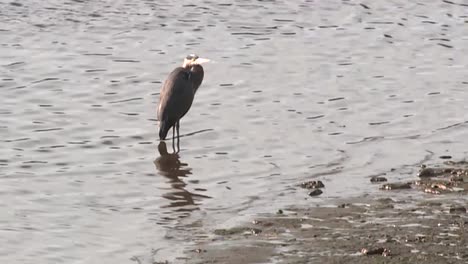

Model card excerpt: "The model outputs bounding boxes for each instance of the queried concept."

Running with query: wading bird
[157,54,209,150]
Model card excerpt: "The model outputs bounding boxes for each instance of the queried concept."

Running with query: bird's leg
[176,121,180,153]
[172,126,176,153]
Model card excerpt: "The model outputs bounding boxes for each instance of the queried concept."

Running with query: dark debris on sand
[380,160,468,194]
[187,161,468,264]
[188,196,467,264]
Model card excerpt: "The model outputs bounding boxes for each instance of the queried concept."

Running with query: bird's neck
[189,65,204,93]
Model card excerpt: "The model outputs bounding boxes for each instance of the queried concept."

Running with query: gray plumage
[157,55,207,141]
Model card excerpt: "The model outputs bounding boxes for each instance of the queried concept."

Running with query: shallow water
[1,0,467,263]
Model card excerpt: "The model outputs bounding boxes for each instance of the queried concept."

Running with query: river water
[1,0,467,263]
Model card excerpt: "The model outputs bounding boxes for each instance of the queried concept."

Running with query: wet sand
[185,162,468,264]
[187,197,467,264]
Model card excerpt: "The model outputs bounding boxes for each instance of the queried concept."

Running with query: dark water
[1,0,467,263]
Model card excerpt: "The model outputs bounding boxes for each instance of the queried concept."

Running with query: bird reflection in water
[154,141,210,216]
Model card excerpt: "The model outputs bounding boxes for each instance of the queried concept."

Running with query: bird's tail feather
[159,121,170,140]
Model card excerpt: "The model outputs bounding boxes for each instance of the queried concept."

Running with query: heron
[157,54,209,150]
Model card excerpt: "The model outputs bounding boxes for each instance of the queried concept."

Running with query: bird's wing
[158,67,195,125]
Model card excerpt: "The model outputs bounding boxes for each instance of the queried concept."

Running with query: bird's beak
[193,57,210,64]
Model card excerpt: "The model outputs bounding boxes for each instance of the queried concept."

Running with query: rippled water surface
[1,0,468,263]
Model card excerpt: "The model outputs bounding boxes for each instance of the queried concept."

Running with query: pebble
[361,247,390,256]
[380,182,412,190]
[370,176,387,183]
[301,180,325,189]
[308,189,323,196]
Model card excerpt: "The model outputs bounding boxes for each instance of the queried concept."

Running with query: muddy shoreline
[180,162,468,264]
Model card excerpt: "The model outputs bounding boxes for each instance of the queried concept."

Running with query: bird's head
[183,54,210,68]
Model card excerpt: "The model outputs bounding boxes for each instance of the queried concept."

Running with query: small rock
[380,182,412,190]
[361,247,390,256]
[439,155,452,159]
[277,209,283,215]
[308,189,323,196]
[300,180,325,189]
[370,176,387,183]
